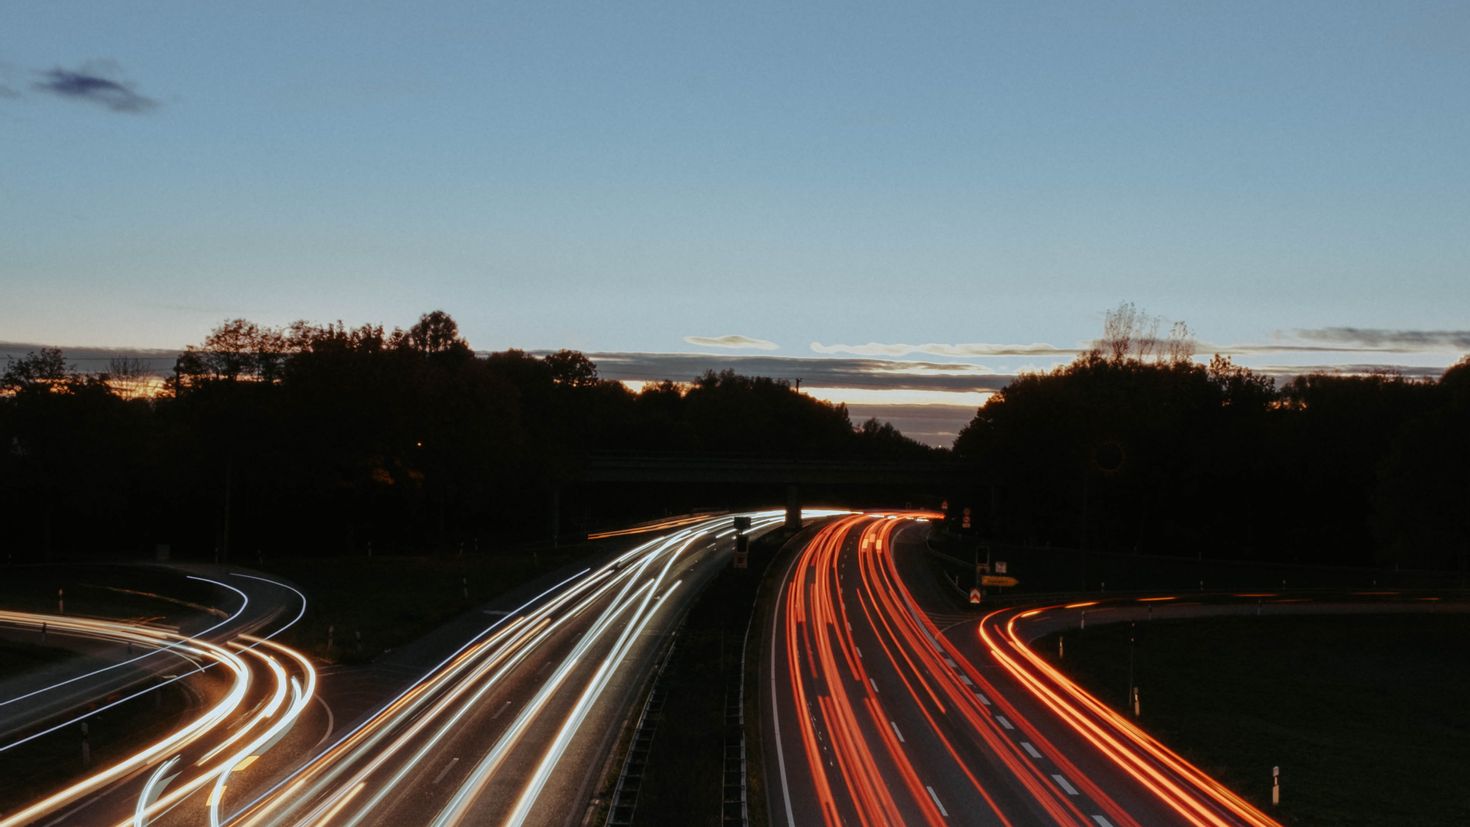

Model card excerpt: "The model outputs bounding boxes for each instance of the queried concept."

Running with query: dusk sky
[4,2,1468,443]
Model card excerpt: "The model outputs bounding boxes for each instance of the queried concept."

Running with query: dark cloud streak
[32,64,158,113]
[573,351,1011,394]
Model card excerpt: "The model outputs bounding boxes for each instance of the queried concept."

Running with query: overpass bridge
[576,452,984,532]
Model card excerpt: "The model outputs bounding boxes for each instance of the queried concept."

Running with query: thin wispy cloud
[33,62,159,113]
[811,341,1078,358]
[1290,327,1470,352]
[684,334,779,351]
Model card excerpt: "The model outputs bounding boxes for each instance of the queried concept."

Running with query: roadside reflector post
[58,587,64,615]
[1272,766,1280,805]
[1199,578,1204,591]
[1080,610,1086,630]
[40,621,46,644]
[1058,636,1064,660]
[1132,686,1140,717]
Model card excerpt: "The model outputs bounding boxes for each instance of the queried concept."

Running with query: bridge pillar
[785,484,801,533]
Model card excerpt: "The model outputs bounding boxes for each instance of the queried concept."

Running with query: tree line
[0,312,933,561]
[954,310,1469,572]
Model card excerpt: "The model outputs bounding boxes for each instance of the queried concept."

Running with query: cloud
[1289,327,1470,352]
[811,341,1078,358]
[1249,363,1448,380]
[846,403,976,448]
[683,334,779,351]
[571,351,1013,394]
[33,62,158,113]
[0,341,179,376]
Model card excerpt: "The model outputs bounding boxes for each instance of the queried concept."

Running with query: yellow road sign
[980,575,1018,588]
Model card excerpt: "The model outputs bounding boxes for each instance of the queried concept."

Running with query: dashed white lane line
[1052,773,1079,796]
[432,756,459,785]
[869,678,879,694]
[1021,741,1042,759]
[995,715,1014,730]
[959,674,973,686]
[974,691,991,706]
[944,657,958,667]
[855,645,863,659]
[926,785,949,817]
[890,721,905,743]
[1092,816,1115,827]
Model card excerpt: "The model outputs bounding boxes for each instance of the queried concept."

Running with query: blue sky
[3,3,1468,442]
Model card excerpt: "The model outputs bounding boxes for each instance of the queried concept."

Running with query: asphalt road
[763,514,1283,827]
[0,568,320,827]
[226,510,821,827]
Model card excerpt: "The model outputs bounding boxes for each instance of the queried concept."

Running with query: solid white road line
[770,570,799,827]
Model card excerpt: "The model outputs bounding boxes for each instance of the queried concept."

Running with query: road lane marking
[890,721,905,743]
[925,785,949,817]
[974,690,991,705]
[996,715,1014,730]
[869,678,879,694]
[491,700,511,719]
[959,674,973,686]
[770,571,798,827]
[855,645,863,659]
[1052,774,1079,795]
[1021,741,1041,759]
[432,756,459,784]
[944,657,958,668]
[1092,817,1115,827]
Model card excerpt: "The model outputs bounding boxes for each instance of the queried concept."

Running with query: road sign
[980,575,1018,588]
[994,561,1007,574]
[733,516,752,531]
[961,507,972,529]
[968,587,982,605]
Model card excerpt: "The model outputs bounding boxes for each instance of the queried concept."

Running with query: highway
[225,509,840,827]
[763,513,1281,827]
[0,570,319,827]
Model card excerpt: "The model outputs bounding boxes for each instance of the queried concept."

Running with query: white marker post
[1272,766,1280,805]
[1132,686,1140,718]
[58,588,64,615]
[1058,636,1064,660]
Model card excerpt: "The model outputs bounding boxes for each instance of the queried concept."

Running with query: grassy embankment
[1038,613,1470,826]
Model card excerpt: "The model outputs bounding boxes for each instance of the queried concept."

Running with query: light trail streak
[0,575,249,712]
[230,510,822,827]
[0,570,318,827]
[981,607,1280,827]
[776,514,1151,827]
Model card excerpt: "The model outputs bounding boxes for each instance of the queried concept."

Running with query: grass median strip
[1039,613,1470,826]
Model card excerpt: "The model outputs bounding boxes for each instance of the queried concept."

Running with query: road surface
[763,513,1281,827]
